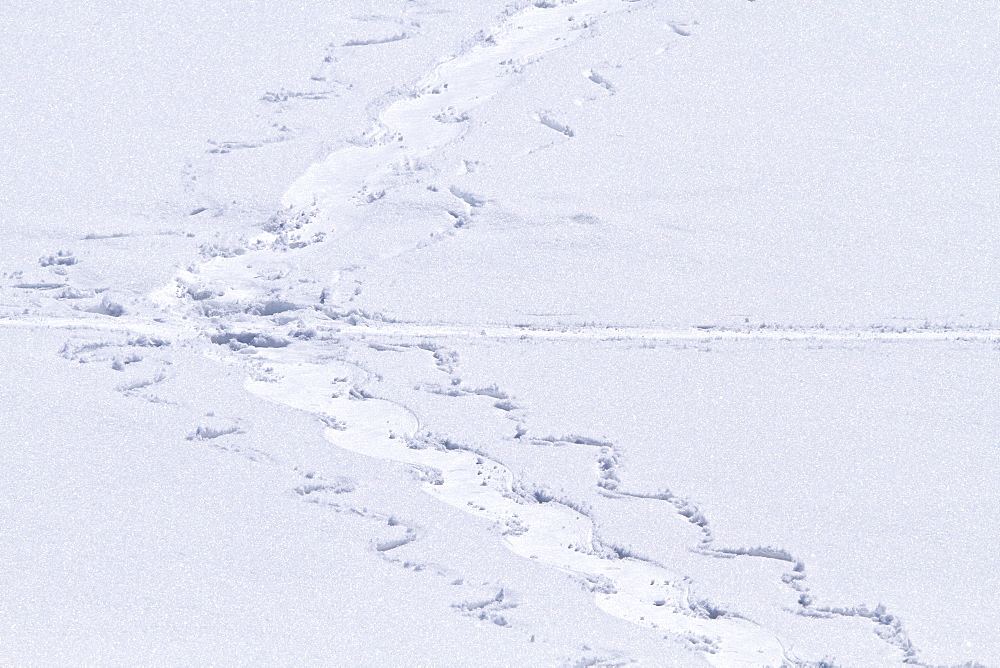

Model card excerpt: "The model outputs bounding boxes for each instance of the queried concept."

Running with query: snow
[2,0,999,665]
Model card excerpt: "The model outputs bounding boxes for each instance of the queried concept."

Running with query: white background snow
[2,0,999,665]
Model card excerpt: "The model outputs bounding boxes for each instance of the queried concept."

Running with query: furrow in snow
[4,312,1000,346]
[325,321,1000,344]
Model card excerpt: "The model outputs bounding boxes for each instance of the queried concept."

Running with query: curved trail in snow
[245,349,791,667]
[149,0,622,309]
[280,0,609,234]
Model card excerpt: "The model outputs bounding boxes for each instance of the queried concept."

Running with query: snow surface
[3,0,999,665]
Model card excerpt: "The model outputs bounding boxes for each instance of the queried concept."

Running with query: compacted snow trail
[244,349,791,667]
[152,0,626,310]
[282,0,616,233]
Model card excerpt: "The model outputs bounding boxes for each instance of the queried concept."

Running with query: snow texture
[2,0,999,665]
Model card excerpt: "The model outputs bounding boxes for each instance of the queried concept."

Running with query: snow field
[3,0,999,664]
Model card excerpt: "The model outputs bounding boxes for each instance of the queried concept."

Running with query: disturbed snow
[3,0,999,665]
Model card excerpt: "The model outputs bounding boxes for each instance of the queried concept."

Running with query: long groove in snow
[244,349,792,667]
[325,320,1000,344]
[3,313,998,346]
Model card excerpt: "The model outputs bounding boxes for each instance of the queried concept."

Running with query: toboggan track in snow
[245,349,793,667]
